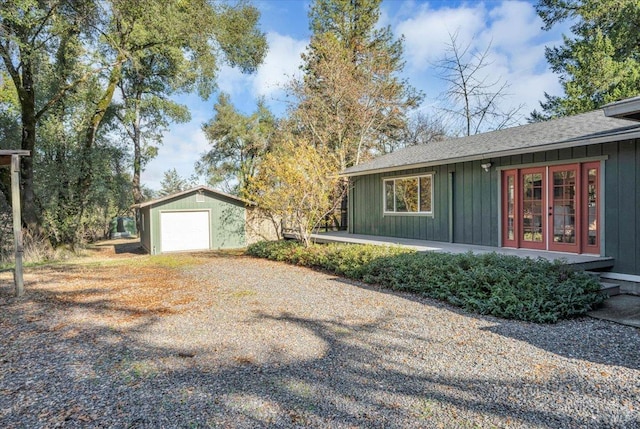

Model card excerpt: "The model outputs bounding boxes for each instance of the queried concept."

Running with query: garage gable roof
[341,108,640,177]
[132,185,252,209]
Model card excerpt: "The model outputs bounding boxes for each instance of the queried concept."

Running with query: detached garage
[133,186,249,254]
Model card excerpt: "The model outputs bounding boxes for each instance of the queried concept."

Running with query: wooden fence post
[11,154,24,297]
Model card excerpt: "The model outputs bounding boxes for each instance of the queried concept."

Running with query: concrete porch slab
[587,295,640,328]
[309,231,615,269]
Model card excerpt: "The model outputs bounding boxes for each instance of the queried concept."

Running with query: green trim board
[495,156,608,171]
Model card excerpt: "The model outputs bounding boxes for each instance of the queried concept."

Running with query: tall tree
[291,0,422,170]
[436,31,522,136]
[0,0,267,240]
[0,0,96,231]
[197,93,276,196]
[115,53,190,205]
[531,0,640,120]
[74,0,267,225]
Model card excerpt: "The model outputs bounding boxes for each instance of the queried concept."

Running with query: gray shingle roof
[341,109,640,176]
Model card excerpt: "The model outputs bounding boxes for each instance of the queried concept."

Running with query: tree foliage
[0,0,96,231]
[115,53,191,205]
[76,0,266,220]
[248,141,342,247]
[531,0,640,120]
[158,168,196,197]
[0,0,266,247]
[290,0,422,170]
[198,93,276,196]
[399,112,447,149]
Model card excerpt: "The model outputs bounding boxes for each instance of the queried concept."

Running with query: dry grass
[0,239,237,324]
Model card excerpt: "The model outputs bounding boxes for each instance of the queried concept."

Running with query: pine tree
[291,0,422,169]
[531,0,640,120]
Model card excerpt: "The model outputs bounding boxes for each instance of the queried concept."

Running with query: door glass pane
[522,173,543,242]
[552,170,576,243]
[586,168,598,245]
[506,176,515,240]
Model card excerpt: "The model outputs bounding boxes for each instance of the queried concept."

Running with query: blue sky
[143,0,568,190]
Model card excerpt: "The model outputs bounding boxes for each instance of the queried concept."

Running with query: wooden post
[11,154,24,297]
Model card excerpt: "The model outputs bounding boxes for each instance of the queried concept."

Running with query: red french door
[581,162,600,254]
[520,168,546,250]
[548,165,580,252]
[502,171,518,248]
[502,162,600,254]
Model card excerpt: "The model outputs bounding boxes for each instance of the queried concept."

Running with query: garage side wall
[149,192,246,254]
[139,206,152,252]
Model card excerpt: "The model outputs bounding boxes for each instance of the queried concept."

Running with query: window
[383,174,433,214]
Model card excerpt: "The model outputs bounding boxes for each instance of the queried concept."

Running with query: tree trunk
[73,56,125,242]
[18,61,42,234]
[132,97,144,205]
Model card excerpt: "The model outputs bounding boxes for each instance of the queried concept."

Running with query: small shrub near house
[247,240,605,323]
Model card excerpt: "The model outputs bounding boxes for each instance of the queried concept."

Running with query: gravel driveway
[1,249,639,428]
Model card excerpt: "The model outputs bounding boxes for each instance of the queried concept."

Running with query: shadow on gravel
[1,259,638,429]
[329,276,640,371]
[481,321,640,371]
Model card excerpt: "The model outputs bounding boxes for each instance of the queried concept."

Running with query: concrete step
[600,282,620,297]
[585,271,602,278]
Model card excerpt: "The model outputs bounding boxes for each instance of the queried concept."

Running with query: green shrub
[246,240,605,323]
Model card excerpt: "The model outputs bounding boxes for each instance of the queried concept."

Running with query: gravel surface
[1,250,639,428]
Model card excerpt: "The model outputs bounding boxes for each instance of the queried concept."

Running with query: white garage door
[160,211,210,252]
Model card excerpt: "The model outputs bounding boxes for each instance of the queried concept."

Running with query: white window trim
[383,173,434,215]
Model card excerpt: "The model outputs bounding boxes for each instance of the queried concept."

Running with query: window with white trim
[383,174,433,214]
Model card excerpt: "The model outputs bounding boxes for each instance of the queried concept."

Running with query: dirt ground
[1,240,638,428]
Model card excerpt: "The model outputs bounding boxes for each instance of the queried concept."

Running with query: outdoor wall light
[481,162,493,172]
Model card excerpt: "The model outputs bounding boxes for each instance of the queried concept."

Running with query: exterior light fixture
[481,162,492,172]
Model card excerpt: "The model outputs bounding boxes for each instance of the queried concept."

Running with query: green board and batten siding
[138,189,246,254]
[349,139,640,275]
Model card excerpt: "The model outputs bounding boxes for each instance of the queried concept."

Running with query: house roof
[340,108,640,177]
[132,185,253,209]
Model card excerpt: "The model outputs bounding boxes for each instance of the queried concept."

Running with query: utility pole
[11,154,24,297]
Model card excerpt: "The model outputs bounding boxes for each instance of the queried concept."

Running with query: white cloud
[142,121,209,191]
[488,1,544,50]
[216,64,249,98]
[395,3,487,69]
[253,32,307,97]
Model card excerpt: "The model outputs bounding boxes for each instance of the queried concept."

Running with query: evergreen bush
[247,240,605,323]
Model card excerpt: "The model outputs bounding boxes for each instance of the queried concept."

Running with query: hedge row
[246,240,605,323]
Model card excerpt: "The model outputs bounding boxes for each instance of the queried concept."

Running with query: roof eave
[603,97,640,121]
